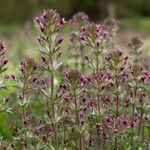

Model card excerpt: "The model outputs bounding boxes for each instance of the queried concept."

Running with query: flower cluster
[0,9,150,150]
[0,42,10,115]
[0,42,8,72]
[69,12,89,72]
[34,9,65,36]
[80,23,108,49]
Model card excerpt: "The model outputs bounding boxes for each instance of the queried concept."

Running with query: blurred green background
[0,0,150,24]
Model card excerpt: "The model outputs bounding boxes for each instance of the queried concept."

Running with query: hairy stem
[131,103,135,150]
[73,87,82,150]
[114,68,119,150]
[48,40,58,149]
[138,110,143,136]
[80,44,85,73]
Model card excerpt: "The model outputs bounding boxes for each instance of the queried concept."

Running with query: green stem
[73,87,82,150]
[80,44,85,73]
[114,68,119,150]
[48,39,58,149]
[138,110,143,136]
[63,119,67,148]
[96,54,99,72]
[146,129,150,150]
[131,76,138,149]
[95,54,102,149]
[131,103,135,150]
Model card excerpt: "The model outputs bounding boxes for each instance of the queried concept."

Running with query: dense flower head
[34,9,65,36]
[106,50,129,72]
[119,116,129,126]
[64,70,81,84]
[104,116,113,124]
[85,98,96,108]
[35,124,53,141]
[128,36,143,50]
[19,58,38,75]
[69,12,89,54]
[70,12,89,30]
[102,96,110,105]
[92,70,112,82]
[102,18,120,35]
[80,23,108,48]
[130,63,143,77]
[80,75,91,84]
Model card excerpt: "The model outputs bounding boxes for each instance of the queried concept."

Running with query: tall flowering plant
[69,12,89,72]
[34,9,65,149]
[0,42,10,114]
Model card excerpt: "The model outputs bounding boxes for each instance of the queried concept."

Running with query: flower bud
[41,56,46,63]
[2,59,8,65]
[96,41,100,47]
[80,26,86,32]
[80,35,85,41]
[113,128,118,133]
[10,74,16,80]
[40,24,45,33]
[60,18,66,25]
[42,10,48,19]
[32,77,38,83]
[34,17,40,24]
[0,42,6,55]
[96,24,101,33]
[57,36,63,44]
[37,37,44,46]
[85,56,89,61]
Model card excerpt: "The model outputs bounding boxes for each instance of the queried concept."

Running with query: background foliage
[0,0,150,24]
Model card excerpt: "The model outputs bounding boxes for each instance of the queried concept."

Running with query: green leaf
[0,67,7,74]
[41,89,50,98]
[5,108,12,114]
[54,62,63,71]
[18,100,29,107]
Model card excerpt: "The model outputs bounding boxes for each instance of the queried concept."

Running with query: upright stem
[131,76,138,149]
[95,54,100,115]
[22,79,27,126]
[96,54,99,72]
[95,54,102,149]
[142,120,145,149]
[50,56,55,117]
[114,68,119,150]
[138,102,145,149]
[75,54,78,71]
[48,40,58,149]
[131,104,135,150]
[73,87,82,150]
[80,44,85,73]
[63,120,67,148]
[146,129,150,150]
[138,110,143,136]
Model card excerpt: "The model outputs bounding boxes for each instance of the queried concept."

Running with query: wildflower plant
[69,12,89,72]
[34,9,65,149]
[0,9,150,150]
[0,42,10,114]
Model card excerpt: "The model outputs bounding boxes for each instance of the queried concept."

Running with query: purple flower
[34,9,65,36]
